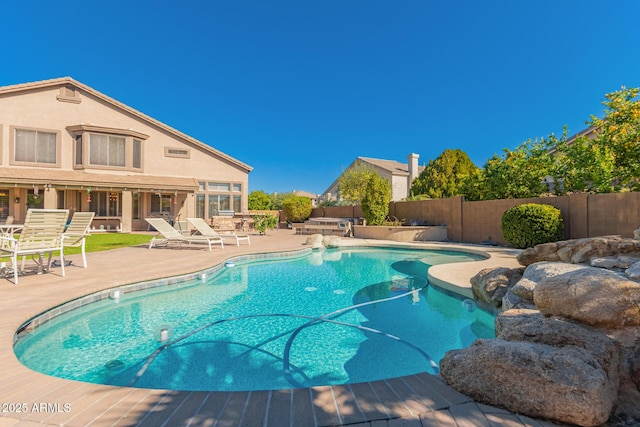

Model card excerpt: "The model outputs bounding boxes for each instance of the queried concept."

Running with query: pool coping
[0,230,559,427]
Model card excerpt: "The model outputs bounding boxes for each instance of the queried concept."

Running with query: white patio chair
[187,217,250,246]
[0,209,69,284]
[145,217,224,251]
[62,212,95,268]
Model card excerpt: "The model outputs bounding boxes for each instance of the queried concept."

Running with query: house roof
[358,156,416,176]
[0,167,199,192]
[292,190,318,199]
[0,77,253,173]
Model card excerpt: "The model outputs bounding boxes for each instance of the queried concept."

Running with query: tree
[549,86,640,193]
[592,86,640,190]
[361,173,391,225]
[269,192,294,210]
[461,138,555,201]
[549,132,617,194]
[338,163,376,205]
[410,149,477,199]
[281,195,312,223]
[248,190,272,210]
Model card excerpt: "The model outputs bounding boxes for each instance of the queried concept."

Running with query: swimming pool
[14,247,494,392]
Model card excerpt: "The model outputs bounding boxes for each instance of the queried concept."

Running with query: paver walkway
[0,230,562,427]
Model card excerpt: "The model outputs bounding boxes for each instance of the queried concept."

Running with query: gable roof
[358,156,414,176]
[0,77,253,173]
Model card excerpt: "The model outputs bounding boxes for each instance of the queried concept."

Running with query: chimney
[408,153,419,186]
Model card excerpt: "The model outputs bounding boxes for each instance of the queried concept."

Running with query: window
[67,125,148,171]
[90,191,121,216]
[90,134,125,167]
[233,195,241,212]
[208,194,230,215]
[14,129,57,164]
[0,190,8,221]
[133,139,141,169]
[75,136,83,165]
[196,194,205,218]
[132,193,141,220]
[57,190,66,210]
[233,183,242,192]
[208,182,230,191]
[151,194,172,213]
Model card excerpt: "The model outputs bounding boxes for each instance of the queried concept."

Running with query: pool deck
[0,230,564,427]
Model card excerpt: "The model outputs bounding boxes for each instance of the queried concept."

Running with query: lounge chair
[62,212,95,268]
[187,217,251,246]
[145,217,224,251]
[0,209,69,284]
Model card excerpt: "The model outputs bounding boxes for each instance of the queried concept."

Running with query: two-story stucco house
[0,77,252,232]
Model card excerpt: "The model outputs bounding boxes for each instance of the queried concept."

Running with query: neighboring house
[0,77,252,232]
[292,190,319,207]
[320,153,423,203]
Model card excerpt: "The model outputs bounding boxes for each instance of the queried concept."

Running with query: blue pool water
[14,247,494,391]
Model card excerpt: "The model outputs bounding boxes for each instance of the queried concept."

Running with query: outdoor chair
[187,217,251,246]
[0,209,69,284]
[62,212,95,268]
[145,217,224,251]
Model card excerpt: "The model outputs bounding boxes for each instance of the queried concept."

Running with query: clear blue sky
[2,1,639,195]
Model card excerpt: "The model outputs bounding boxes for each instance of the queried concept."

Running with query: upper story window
[208,182,230,192]
[13,128,59,165]
[232,183,242,192]
[90,134,126,167]
[67,125,148,172]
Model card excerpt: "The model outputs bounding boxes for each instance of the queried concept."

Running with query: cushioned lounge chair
[145,217,224,251]
[62,212,95,268]
[187,217,250,246]
[0,209,69,284]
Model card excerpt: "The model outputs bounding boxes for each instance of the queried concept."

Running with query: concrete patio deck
[0,230,562,427]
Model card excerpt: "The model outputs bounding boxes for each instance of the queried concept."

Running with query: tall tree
[248,190,272,210]
[548,86,640,194]
[338,162,376,205]
[410,149,478,199]
[461,138,555,201]
[361,173,391,225]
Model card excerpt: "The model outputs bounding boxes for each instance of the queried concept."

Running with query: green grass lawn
[65,233,154,255]
[1,233,154,261]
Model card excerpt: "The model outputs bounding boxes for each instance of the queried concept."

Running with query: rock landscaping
[441,235,640,427]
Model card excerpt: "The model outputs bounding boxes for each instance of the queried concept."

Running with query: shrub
[281,196,312,223]
[501,203,564,249]
[253,213,278,235]
[361,174,391,225]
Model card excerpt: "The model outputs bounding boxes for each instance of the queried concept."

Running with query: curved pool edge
[0,231,534,427]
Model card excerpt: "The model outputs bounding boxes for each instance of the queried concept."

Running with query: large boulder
[534,267,640,328]
[510,261,588,302]
[470,267,523,308]
[495,309,620,381]
[517,236,640,266]
[440,339,616,427]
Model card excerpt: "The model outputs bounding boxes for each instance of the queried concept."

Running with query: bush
[501,203,564,249]
[253,213,278,235]
[281,196,312,223]
[361,174,391,225]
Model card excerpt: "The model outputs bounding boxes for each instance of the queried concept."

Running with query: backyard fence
[311,192,640,245]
